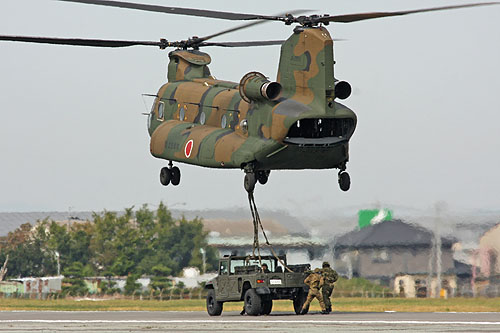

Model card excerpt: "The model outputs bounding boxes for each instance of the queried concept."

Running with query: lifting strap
[248,192,293,273]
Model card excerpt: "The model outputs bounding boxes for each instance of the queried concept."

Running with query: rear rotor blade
[319,2,500,23]
[197,9,311,43]
[58,0,275,21]
[201,40,286,47]
[0,35,164,48]
[202,38,345,47]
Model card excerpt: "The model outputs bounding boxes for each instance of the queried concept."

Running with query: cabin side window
[157,102,165,121]
[221,114,227,128]
[179,106,185,121]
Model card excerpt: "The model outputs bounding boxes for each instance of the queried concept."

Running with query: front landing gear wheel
[160,167,171,186]
[160,162,181,187]
[338,171,351,191]
[170,166,181,186]
[244,173,256,193]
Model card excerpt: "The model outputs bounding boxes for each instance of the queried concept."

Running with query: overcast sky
[1,0,499,218]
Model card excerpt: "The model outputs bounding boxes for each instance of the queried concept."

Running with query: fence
[2,286,500,300]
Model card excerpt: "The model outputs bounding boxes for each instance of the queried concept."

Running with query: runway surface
[1,311,499,332]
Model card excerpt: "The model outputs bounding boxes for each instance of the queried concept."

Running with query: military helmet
[322,261,330,268]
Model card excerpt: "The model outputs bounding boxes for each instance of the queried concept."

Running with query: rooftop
[334,219,455,249]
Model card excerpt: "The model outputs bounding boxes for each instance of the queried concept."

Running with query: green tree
[99,279,120,295]
[90,211,120,272]
[62,261,88,296]
[69,223,94,265]
[2,222,56,277]
[124,273,141,295]
[1,202,218,281]
[149,264,172,294]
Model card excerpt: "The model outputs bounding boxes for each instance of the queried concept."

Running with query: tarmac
[1,311,499,332]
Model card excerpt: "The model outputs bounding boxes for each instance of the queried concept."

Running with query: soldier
[301,268,328,314]
[261,263,270,273]
[320,261,338,313]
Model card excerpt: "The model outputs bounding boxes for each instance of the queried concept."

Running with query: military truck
[205,255,311,316]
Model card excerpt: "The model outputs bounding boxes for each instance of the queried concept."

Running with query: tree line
[0,203,218,293]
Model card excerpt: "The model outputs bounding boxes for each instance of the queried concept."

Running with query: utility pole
[55,251,61,276]
[434,202,444,298]
[199,248,206,275]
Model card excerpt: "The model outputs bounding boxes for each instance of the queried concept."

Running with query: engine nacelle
[334,80,351,100]
[239,71,282,103]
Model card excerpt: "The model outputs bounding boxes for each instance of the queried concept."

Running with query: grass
[0,297,499,312]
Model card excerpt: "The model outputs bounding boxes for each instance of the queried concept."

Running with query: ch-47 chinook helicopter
[1,0,498,194]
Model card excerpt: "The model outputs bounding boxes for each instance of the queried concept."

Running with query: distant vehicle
[205,255,310,316]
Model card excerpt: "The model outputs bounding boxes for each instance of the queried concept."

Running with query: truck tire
[244,288,262,316]
[261,299,273,315]
[206,289,223,316]
[293,289,308,315]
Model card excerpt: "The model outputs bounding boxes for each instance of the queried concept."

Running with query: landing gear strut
[160,161,181,187]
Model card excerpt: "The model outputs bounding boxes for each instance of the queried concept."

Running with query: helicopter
[1,0,499,195]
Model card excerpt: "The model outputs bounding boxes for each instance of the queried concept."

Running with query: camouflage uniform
[320,262,338,313]
[301,271,326,314]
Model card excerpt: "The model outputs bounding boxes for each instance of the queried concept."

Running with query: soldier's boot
[327,305,332,313]
[321,310,329,314]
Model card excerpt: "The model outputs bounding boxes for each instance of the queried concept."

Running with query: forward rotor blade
[320,2,500,23]
[0,35,164,48]
[58,0,275,21]
[201,40,286,47]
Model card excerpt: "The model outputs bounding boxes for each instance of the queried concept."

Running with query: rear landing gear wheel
[170,166,181,186]
[338,171,351,192]
[244,173,256,193]
[160,167,171,186]
[257,170,270,185]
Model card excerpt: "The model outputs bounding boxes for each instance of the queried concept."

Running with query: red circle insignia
[185,139,194,158]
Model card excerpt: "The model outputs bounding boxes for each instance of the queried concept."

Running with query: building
[465,222,500,296]
[333,219,456,297]
[10,276,63,294]
[478,223,500,277]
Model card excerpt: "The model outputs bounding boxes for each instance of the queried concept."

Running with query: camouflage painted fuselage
[148,26,357,171]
